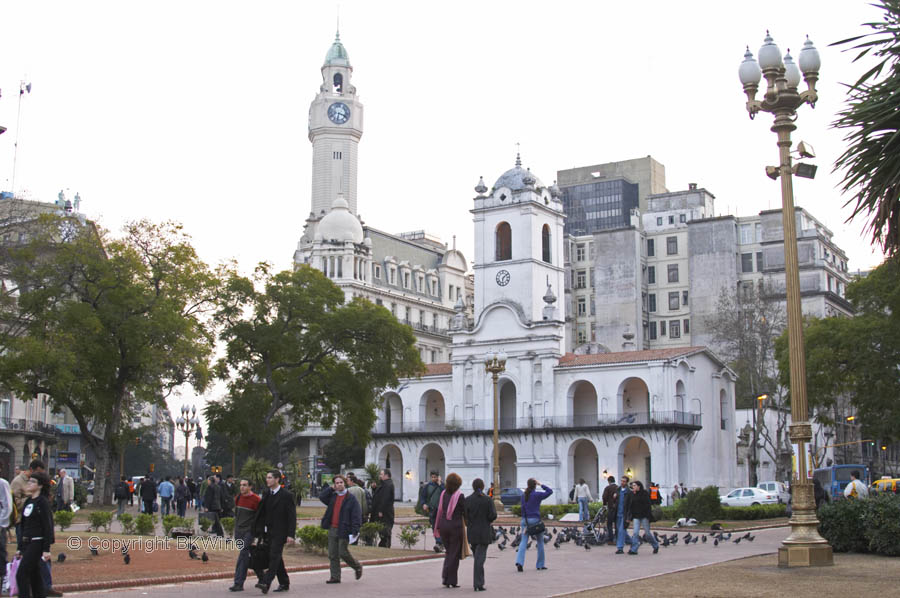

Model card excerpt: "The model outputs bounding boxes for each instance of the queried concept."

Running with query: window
[430,350,436,362]
[666,236,678,255]
[649,294,657,312]
[577,296,586,316]
[668,215,675,225]
[756,251,764,272]
[375,298,383,306]
[576,244,586,261]
[667,264,679,283]
[433,313,439,328]
[576,270,586,289]
[418,276,424,291]
[419,309,425,323]
[495,222,512,260]
[683,318,690,334]
[590,295,596,315]
[740,223,754,244]
[542,224,551,263]
[670,320,681,338]
[741,253,753,273]
[679,214,686,223]
[389,269,396,284]
[333,151,342,159]
[656,217,663,226]
[649,321,657,340]
[660,320,667,336]
[669,292,680,311]
[647,239,655,256]
[405,306,411,321]
[682,290,689,305]
[577,325,587,343]
[373,264,381,279]
[648,266,655,284]
[589,269,595,287]
[404,272,410,288]
[589,243,595,259]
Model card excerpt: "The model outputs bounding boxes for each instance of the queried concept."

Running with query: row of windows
[646,236,678,257]
[656,214,687,226]
[377,299,444,329]
[648,290,688,312]
[575,295,596,317]
[572,269,595,289]
[741,252,765,273]
[647,263,680,285]
[648,318,690,340]
[495,222,552,264]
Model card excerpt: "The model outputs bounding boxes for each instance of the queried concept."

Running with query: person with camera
[514,478,552,572]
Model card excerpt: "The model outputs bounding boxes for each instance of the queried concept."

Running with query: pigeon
[714,538,719,546]
[89,547,99,556]
[553,536,561,549]
[691,536,699,544]
[683,533,692,543]
[124,553,131,565]
[584,542,591,550]
[670,534,679,545]
[733,537,742,544]
[701,535,707,543]
[526,539,533,549]
[57,553,66,563]
[497,539,507,551]
[742,532,752,540]
[661,536,670,547]
[201,551,209,562]
[188,549,199,560]
[747,535,755,542]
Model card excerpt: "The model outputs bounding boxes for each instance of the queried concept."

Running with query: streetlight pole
[740,32,832,567]
[484,350,507,512]
[175,405,200,480]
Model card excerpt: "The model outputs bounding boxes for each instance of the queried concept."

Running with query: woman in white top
[574,479,593,521]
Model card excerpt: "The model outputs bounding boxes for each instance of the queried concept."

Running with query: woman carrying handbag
[515,478,552,572]
[433,473,467,588]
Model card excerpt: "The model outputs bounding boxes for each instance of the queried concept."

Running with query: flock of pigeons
[488,525,756,551]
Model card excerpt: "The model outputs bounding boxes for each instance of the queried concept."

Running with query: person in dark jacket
[418,471,445,551]
[174,477,190,518]
[16,471,54,598]
[614,476,633,554]
[203,475,225,537]
[626,481,659,555]
[515,478,552,572]
[253,470,297,593]
[601,475,618,544]
[813,478,829,510]
[114,475,130,517]
[140,475,157,515]
[370,469,395,547]
[319,475,363,583]
[464,478,497,592]
[434,473,466,588]
[228,479,262,592]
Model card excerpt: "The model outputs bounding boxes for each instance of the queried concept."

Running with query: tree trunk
[94,446,114,506]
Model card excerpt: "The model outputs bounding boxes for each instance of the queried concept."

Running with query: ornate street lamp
[740,32,832,567]
[175,405,200,479]
[484,350,507,511]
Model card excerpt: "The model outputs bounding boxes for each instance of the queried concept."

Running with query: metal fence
[0,417,59,436]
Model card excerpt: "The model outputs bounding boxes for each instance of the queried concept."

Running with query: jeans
[233,531,258,587]
[161,497,172,515]
[577,497,590,521]
[327,528,361,581]
[615,514,632,550]
[630,517,658,553]
[515,517,545,569]
[117,499,127,517]
[176,499,187,518]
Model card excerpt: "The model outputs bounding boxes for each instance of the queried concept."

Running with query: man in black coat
[370,469,395,547]
[464,478,497,592]
[253,470,297,594]
[140,475,157,515]
[203,475,225,537]
[601,476,618,545]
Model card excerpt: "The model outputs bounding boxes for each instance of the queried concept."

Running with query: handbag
[250,540,270,571]
[526,520,546,538]
[461,521,471,560]
[8,557,19,597]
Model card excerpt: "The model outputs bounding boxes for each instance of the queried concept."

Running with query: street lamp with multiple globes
[175,405,200,479]
[484,349,507,512]
[739,32,833,568]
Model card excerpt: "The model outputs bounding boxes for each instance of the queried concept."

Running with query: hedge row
[818,494,900,556]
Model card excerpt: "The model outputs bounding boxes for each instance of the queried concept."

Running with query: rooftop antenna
[10,78,31,196]
[452,235,456,250]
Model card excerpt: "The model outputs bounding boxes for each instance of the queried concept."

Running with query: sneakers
[653,546,659,554]
[615,549,624,554]
[515,564,523,572]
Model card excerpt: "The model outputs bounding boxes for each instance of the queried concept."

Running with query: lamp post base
[493,497,504,515]
[778,543,833,567]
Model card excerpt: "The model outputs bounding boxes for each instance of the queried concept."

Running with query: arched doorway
[569,439,599,496]
[420,390,446,432]
[378,444,403,500]
[419,443,445,486]
[569,381,598,426]
[492,442,517,490]
[619,378,649,420]
[382,392,403,433]
[619,436,651,485]
[499,380,517,429]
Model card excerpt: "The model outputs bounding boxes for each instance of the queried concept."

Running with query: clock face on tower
[327,102,351,124]
[496,270,511,286]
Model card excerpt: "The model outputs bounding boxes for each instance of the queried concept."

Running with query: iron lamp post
[485,350,507,512]
[740,32,832,567]
[175,404,200,479]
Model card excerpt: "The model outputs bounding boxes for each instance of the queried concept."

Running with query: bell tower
[308,31,364,221]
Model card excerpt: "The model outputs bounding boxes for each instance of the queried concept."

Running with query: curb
[55,552,444,593]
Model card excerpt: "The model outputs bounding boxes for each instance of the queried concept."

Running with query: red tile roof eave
[555,347,708,368]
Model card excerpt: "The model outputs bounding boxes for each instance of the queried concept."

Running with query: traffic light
[149,463,155,472]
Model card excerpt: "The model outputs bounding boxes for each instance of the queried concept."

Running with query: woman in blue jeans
[515,478,553,572]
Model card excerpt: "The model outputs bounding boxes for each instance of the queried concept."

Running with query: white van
[757,481,790,504]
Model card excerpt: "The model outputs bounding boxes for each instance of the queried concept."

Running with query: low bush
[199,515,211,532]
[681,486,722,522]
[660,505,681,520]
[162,514,182,536]
[221,517,235,537]
[54,510,75,532]
[359,522,383,546]
[819,494,900,556]
[720,504,787,520]
[119,513,136,535]
[135,513,155,536]
[297,525,328,553]
[861,494,900,556]
[398,525,420,549]
[88,510,114,533]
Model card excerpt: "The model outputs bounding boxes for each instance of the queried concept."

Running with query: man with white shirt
[843,470,869,499]
[574,478,593,522]
[253,470,296,594]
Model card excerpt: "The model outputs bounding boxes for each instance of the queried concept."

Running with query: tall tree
[833,0,900,255]
[708,283,792,482]
[214,264,423,453]
[778,258,900,442]
[0,219,218,504]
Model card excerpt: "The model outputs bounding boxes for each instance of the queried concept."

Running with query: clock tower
[307,31,364,222]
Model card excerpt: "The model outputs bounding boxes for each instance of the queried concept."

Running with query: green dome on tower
[324,31,350,66]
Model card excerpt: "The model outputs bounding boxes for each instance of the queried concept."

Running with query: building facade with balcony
[365,159,737,503]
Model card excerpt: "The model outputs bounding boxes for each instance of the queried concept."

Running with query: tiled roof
[556,347,706,367]
[422,363,452,376]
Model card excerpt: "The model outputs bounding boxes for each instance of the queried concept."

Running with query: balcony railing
[371,411,701,435]
[0,417,59,436]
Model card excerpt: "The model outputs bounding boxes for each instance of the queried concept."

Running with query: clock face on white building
[328,102,351,124]
[495,270,511,286]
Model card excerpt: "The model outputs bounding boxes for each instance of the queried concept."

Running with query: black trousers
[17,541,46,598]
[378,522,393,548]
[606,514,616,541]
[260,537,289,588]
[440,525,463,587]
[471,543,487,589]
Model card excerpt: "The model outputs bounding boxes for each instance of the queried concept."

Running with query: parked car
[757,481,790,504]
[500,487,523,506]
[719,487,778,507]
[870,477,900,494]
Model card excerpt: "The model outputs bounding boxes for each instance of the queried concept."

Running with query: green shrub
[650,505,663,523]
[359,522,383,546]
[297,525,328,553]
[54,510,75,532]
[681,486,722,522]
[720,504,787,520]
[240,457,275,493]
[73,481,88,507]
[199,515,211,532]
[818,498,868,553]
[135,513,155,536]
[162,514,182,536]
[398,525,420,549]
[660,505,680,520]
[88,510,114,533]
[862,494,900,556]
[181,517,195,531]
[119,513,136,535]
[222,517,235,536]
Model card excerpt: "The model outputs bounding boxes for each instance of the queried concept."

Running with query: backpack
[115,482,129,500]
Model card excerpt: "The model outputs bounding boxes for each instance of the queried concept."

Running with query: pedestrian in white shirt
[843,470,869,499]
[574,479,593,521]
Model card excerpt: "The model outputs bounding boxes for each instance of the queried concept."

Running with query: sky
[0,0,889,434]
